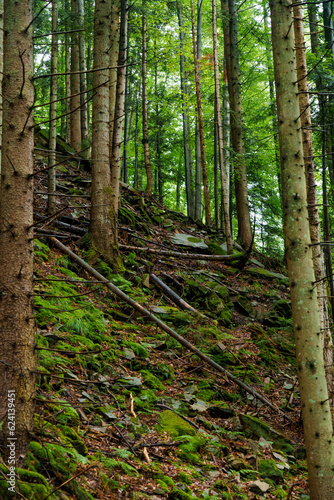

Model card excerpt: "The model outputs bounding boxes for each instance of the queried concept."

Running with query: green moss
[34,239,50,261]
[207,242,226,255]
[60,426,88,455]
[156,479,169,493]
[124,341,148,358]
[239,414,294,455]
[178,472,192,485]
[140,370,166,390]
[0,464,53,499]
[158,410,196,437]
[196,389,216,401]
[169,488,201,500]
[258,459,284,482]
[162,475,175,487]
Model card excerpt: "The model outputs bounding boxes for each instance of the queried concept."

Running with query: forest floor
[0,147,310,499]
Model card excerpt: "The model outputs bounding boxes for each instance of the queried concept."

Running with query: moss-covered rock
[258,459,284,482]
[239,414,294,455]
[158,410,197,437]
[60,425,88,455]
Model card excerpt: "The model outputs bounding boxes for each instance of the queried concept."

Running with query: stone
[249,480,271,494]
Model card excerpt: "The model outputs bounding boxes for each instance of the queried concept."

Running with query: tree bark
[47,0,58,214]
[0,0,3,174]
[221,0,252,248]
[270,0,334,497]
[0,0,35,463]
[194,0,203,221]
[65,0,71,144]
[293,3,333,394]
[190,0,211,225]
[109,1,120,164]
[142,10,153,195]
[91,0,122,271]
[213,0,232,251]
[177,0,194,219]
[70,0,81,151]
[78,0,89,155]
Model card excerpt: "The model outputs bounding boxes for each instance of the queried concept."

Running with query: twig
[130,392,137,418]
[143,447,151,464]
[41,464,97,500]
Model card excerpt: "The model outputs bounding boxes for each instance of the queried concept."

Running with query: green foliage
[34,239,50,262]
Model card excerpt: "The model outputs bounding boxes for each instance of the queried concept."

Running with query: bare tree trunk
[142,11,153,195]
[0,0,3,174]
[133,89,139,188]
[293,3,333,394]
[70,0,81,151]
[177,0,194,219]
[154,55,163,202]
[194,0,202,221]
[91,0,122,271]
[48,0,58,214]
[190,0,211,225]
[111,0,127,218]
[65,0,71,143]
[213,0,232,251]
[270,1,334,497]
[0,0,35,463]
[222,62,231,231]
[78,0,89,155]
[214,101,219,228]
[221,0,252,248]
[109,1,120,163]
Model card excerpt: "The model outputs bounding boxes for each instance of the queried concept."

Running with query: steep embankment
[0,151,309,499]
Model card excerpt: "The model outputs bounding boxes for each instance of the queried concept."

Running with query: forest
[0,0,334,498]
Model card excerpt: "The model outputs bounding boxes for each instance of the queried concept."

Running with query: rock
[249,480,271,494]
[226,454,251,471]
[158,410,197,437]
[171,233,208,249]
[123,348,136,360]
[258,458,284,482]
[207,403,235,419]
[247,267,288,284]
[239,414,294,455]
[234,296,254,316]
[116,376,142,387]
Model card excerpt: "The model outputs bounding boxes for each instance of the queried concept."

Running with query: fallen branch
[119,244,244,262]
[156,403,200,429]
[41,464,98,500]
[150,273,197,313]
[49,237,288,417]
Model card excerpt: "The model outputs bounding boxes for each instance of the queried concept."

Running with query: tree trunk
[270,0,334,497]
[109,1,120,164]
[0,0,35,463]
[323,0,334,59]
[308,3,320,54]
[190,0,211,225]
[214,101,219,229]
[177,0,194,219]
[293,3,333,394]
[65,0,71,143]
[78,0,89,155]
[222,61,231,232]
[48,0,58,214]
[70,0,81,151]
[194,0,202,221]
[0,0,3,173]
[142,11,153,195]
[221,0,252,248]
[213,0,232,251]
[133,89,139,188]
[91,0,122,271]
[110,0,127,258]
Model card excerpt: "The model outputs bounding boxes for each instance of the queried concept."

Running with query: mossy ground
[2,176,309,499]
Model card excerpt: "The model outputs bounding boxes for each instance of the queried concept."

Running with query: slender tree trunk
[78,0,88,155]
[177,0,194,219]
[0,0,35,463]
[142,11,153,195]
[70,0,81,151]
[65,0,71,143]
[0,0,3,173]
[214,101,219,229]
[109,1,120,164]
[122,56,129,184]
[194,0,202,220]
[293,4,333,393]
[91,0,122,271]
[111,0,127,214]
[133,89,139,188]
[213,0,232,251]
[308,3,320,54]
[270,1,334,497]
[222,61,231,232]
[48,0,58,214]
[190,0,211,225]
[221,0,252,248]
[323,0,334,58]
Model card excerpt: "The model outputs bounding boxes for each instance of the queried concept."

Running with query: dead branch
[119,244,244,262]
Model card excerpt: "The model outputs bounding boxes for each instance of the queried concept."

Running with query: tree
[142,4,153,195]
[91,0,121,270]
[70,0,81,151]
[0,0,36,462]
[212,0,232,252]
[190,0,211,225]
[47,0,59,214]
[221,0,252,248]
[270,0,334,497]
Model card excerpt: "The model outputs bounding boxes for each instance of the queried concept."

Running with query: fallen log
[49,237,287,417]
[150,274,197,313]
[119,244,244,262]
